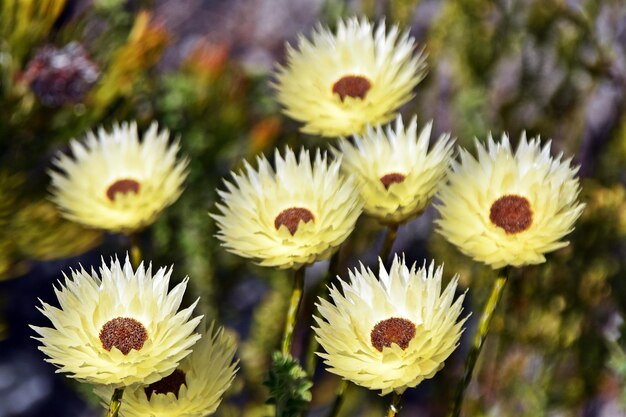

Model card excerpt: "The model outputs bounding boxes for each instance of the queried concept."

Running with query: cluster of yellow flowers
[32,256,237,417]
[33,16,585,417]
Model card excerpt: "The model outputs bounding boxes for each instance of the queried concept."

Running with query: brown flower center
[274,207,315,235]
[106,178,140,202]
[489,194,533,234]
[370,317,416,352]
[332,75,372,101]
[99,317,148,355]
[145,369,187,400]
[380,173,406,190]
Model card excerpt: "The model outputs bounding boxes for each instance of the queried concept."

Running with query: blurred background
[1,0,626,416]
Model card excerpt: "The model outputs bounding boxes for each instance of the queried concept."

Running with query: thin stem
[449,270,510,417]
[281,266,306,355]
[129,233,141,269]
[326,380,348,417]
[386,391,402,417]
[306,251,340,375]
[380,223,399,264]
[105,387,124,417]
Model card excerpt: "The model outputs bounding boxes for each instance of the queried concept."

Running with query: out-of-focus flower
[96,323,238,417]
[49,121,188,234]
[314,255,466,395]
[31,256,202,387]
[13,200,102,261]
[436,133,584,269]
[0,0,67,63]
[20,42,100,107]
[212,147,362,269]
[334,115,453,224]
[93,11,170,106]
[0,173,101,280]
[274,18,426,137]
[248,117,282,155]
[183,39,230,79]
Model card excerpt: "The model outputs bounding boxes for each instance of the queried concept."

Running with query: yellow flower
[96,323,238,417]
[274,18,427,137]
[436,133,585,269]
[49,121,188,233]
[31,256,202,387]
[313,255,466,395]
[212,147,362,269]
[334,115,453,224]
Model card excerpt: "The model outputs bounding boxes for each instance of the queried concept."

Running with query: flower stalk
[449,270,509,417]
[327,380,348,417]
[105,387,124,417]
[380,223,399,264]
[386,391,402,417]
[281,266,306,355]
[306,250,340,375]
[130,233,141,268]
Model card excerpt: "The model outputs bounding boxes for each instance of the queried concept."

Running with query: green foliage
[264,352,312,417]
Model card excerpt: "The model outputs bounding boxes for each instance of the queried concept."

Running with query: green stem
[380,223,399,263]
[326,380,348,417]
[449,270,510,417]
[105,387,124,417]
[281,266,306,355]
[306,251,340,376]
[386,391,402,417]
[129,233,141,269]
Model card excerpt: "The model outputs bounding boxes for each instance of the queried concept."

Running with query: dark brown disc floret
[145,369,187,399]
[370,317,417,352]
[274,207,315,235]
[380,173,406,190]
[99,317,148,355]
[106,178,140,202]
[489,194,533,234]
[332,75,372,101]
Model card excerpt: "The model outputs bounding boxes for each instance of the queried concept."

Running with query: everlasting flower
[96,323,238,417]
[275,18,426,137]
[31,256,202,387]
[50,121,188,233]
[334,115,453,224]
[436,133,585,269]
[212,147,362,269]
[21,42,100,107]
[314,255,466,395]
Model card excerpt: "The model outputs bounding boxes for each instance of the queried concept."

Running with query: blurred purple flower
[21,42,100,107]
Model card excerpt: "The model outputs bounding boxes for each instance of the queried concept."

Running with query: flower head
[31,256,202,387]
[96,323,238,417]
[212,147,362,269]
[334,116,453,224]
[274,18,426,137]
[49,122,188,233]
[21,42,100,107]
[436,133,585,269]
[313,255,466,395]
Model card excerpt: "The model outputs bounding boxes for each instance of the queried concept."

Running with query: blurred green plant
[264,352,312,417]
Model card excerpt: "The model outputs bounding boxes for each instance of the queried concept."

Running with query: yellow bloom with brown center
[313,255,467,395]
[274,18,427,137]
[436,133,585,269]
[96,323,238,417]
[334,115,453,224]
[212,147,362,269]
[49,121,188,233]
[31,256,202,387]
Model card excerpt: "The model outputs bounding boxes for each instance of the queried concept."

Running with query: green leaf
[264,351,312,417]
